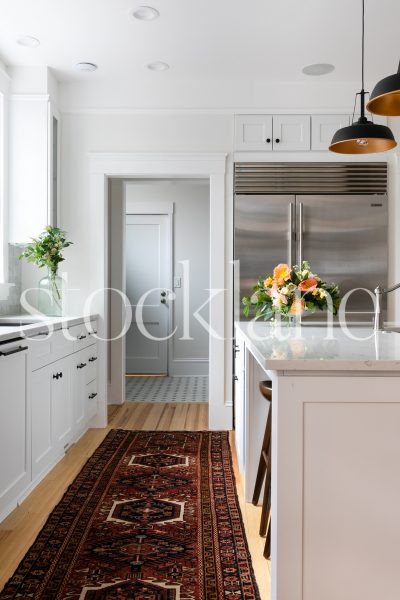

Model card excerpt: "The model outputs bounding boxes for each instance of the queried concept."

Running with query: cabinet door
[51,359,73,453]
[31,366,54,480]
[234,115,273,151]
[234,335,246,474]
[0,348,30,519]
[311,115,350,151]
[273,115,311,151]
[73,350,88,435]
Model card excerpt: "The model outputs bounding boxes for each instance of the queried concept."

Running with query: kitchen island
[234,321,400,600]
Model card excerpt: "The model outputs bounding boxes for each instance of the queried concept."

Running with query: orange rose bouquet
[242,261,340,321]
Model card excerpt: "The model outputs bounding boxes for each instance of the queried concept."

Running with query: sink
[0,315,44,326]
[0,321,35,327]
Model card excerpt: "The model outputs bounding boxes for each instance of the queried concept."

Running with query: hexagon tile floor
[125,376,209,402]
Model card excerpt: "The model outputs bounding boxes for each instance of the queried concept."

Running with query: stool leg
[264,513,271,559]
[259,445,271,536]
[252,407,272,506]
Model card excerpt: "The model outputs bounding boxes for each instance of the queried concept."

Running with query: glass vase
[38,270,64,317]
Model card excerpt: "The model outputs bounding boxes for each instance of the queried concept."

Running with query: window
[0,63,9,284]
[0,90,5,282]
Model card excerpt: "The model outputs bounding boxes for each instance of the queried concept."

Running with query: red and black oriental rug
[0,430,260,599]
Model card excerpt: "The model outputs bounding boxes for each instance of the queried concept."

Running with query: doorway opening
[109,178,210,404]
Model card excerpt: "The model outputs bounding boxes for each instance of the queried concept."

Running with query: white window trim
[0,64,10,285]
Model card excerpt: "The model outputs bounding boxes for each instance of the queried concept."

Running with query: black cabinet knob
[89,356,98,363]
[77,362,87,369]
[266,138,271,143]
[53,373,59,380]
[275,138,280,143]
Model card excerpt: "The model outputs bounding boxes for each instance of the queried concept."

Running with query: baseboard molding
[169,359,209,377]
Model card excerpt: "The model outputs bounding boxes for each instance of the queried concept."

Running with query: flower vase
[38,270,64,317]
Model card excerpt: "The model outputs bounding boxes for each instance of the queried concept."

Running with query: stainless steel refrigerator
[234,165,388,323]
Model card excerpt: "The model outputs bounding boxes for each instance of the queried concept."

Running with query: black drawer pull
[53,373,59,380]
[77,362,87,369]
[78,334,87,340]
[0,345,28,357]
[53,371,63,380]
[88,392,98,400]
[88,356,97,362]
[89,330,98,335]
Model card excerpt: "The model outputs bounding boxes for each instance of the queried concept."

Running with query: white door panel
[126,214,170,374]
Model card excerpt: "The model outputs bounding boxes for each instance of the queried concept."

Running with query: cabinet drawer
[86,345,98,384]
[28,329,73,371]
[69,321,98,352]
[86,380,98,422]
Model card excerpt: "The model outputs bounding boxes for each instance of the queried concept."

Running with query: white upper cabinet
[234,115,273,151]
[234,114,311,152]
[311,115,350,151]
[272,115,311,151]
[9,96,60,243]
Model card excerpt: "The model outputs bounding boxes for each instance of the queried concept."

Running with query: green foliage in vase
[242,260,341,321]
[19,226,73,276]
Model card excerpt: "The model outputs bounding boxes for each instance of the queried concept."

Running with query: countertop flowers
[242,261,340,321]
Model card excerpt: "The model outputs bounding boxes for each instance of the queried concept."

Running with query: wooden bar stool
[252,380,272,559]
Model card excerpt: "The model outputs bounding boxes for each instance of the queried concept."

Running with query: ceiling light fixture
[329,0,396,154]
[302,63,335,76]
[17,35,40,48]
[367,60,400,116]
[146,61,169,71]
[75,62,98,72]
[132,6,160,21]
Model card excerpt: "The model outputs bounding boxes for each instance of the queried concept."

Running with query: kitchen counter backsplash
[0,244,23,315]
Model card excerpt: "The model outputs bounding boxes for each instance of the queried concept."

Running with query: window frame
[0,64,10,284]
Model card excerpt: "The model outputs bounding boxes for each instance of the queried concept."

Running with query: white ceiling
[0,0,399,86]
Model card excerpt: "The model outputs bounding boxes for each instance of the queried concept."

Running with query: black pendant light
[329,0,396,154]
[367,60,400,116]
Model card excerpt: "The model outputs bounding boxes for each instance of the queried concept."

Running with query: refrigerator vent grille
[234,162,387,195]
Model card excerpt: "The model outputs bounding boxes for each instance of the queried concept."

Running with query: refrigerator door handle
[289,202,295,265]
[298,201,304,266]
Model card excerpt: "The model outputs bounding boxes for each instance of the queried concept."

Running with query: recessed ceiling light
[132,6,160,21]
[75,62,98,72]
[302,63,335,76]
[17,35,40,48]
[146,61,169,71]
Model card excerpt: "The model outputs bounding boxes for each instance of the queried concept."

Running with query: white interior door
[125,214,170,374]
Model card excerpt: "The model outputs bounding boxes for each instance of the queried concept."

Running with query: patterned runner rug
[0,430,260,599]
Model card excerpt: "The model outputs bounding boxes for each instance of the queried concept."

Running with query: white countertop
[0,314,98,343]
[235,321,400,372]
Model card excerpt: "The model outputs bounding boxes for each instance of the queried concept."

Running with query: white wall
[59,107,400,409]
[60,111,234,404]
[125,179,210,376]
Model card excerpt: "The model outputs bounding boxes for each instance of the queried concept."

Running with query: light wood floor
[0,403,270,599]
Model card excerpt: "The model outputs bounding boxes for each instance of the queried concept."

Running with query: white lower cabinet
[50,358,73,453]
[86,380,98,422]
[0,344,30,520]
[0,319,99,522]
[73,344,97,435]
[30,324,98,484]
[234,335,246,474]
[31,356,73,479]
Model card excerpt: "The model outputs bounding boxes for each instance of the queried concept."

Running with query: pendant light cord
[360,0,366,119]
[361,0,365,91]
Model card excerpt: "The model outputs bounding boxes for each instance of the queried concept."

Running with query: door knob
[161,291,166,297]
[161,298,166,304]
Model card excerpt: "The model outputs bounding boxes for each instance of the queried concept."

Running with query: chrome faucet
[374,282,400,331]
